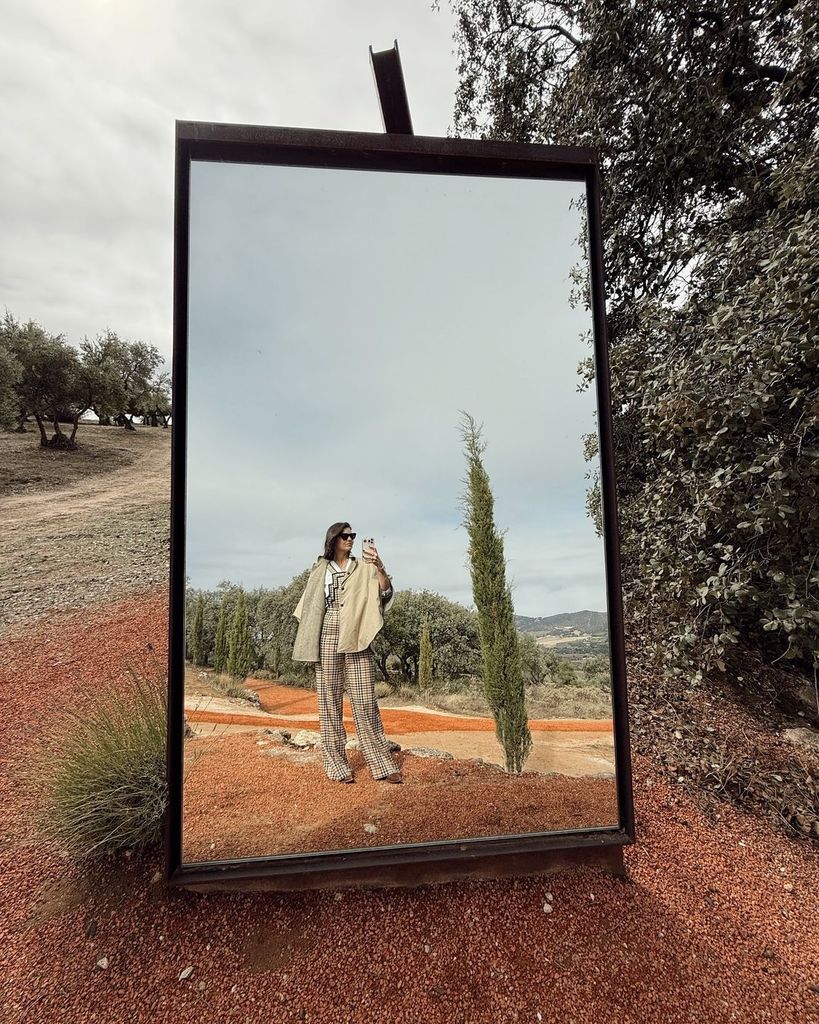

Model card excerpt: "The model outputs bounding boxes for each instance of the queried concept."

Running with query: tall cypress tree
[190,593,205,666]
[460,411,532,774]
[213,599,228,674]
[418,615,433,690]
[226,590,253,679]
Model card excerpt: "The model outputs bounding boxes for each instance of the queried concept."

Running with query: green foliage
[78,329,163,427]
[81,331,163,427]
[226,589,254,679]
[0,339,21,428]
[1,312,85,446]
[517,630,550,685]
[213,599,228,674]
[418,615,433,689]
[447,2,819,686]
[460,411,532,773]
[190,593,206,667]
[209,673,262,705]
[371,588,481,683]
[0,311,168,443]
[253,569,311,679]
[21,665,167,859]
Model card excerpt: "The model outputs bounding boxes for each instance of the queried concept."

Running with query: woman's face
[333,527,355,560]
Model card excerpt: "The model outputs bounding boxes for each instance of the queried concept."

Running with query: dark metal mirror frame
[165,119,635,891]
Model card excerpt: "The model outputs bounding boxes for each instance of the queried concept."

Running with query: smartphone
[361,537,376,561]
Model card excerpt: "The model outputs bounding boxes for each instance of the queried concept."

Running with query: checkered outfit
[316,566,398,781]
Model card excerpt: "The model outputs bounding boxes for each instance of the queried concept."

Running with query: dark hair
[322,522,351,561]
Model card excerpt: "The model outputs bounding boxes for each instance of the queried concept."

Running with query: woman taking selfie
[292,522,402,784]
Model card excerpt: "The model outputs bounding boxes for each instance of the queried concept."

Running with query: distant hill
[515,610,608,635]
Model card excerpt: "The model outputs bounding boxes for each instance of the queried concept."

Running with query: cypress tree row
[459,411,532,774]
[418,615,433,690]
[213,599,228,674]
[226,590,254,679]
[190,594,206,667]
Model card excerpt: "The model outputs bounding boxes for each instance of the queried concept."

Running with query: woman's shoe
[332,775,355,784]
[379,772,403,784]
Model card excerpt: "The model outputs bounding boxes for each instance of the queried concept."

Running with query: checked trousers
[316,606,398,781]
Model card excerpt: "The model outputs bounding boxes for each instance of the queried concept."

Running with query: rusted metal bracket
[369,39,414,135]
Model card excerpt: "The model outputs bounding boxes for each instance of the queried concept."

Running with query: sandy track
[0,428,171,631]
[1,430,170,526]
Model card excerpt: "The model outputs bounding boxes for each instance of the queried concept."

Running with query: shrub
[21,664,167,860]
[277,672,317,691]
[374,681,393,699]
[209,673,262,706]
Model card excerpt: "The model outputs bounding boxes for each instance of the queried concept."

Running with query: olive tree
[444,1,819,689]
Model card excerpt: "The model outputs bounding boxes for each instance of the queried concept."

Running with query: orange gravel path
[186,679,613,733]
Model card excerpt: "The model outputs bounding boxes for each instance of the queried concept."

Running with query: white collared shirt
[324,557,393,603]
[324,559,351,599]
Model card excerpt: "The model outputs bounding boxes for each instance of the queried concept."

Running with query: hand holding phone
[362,537,377,562]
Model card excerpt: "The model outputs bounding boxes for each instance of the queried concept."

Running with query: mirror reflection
[181,159,618,862]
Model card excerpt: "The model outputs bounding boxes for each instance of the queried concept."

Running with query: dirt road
[0,425,171,631]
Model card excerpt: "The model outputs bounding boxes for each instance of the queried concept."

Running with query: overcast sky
[186,161,606,617]
[3,2,610,619]
[1,0,460,361]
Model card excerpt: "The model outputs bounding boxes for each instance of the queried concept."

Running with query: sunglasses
[338,532,356,541]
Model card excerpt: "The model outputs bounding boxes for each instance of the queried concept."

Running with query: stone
[289,729,321,748]
[261,728,291,742]
[781,727,819,751]
[405,746,454,760]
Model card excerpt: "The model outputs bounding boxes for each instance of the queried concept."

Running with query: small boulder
[289,729,322,748]
[261,728,292,743]
[405,746,454,760]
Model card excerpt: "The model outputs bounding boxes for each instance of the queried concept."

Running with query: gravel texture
[181,732,618,860]
[2,592,819,1023]
[0,425,170,631]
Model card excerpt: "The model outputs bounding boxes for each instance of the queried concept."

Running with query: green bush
[21,664,167,860]
[374,681,392,699]
[209,673,262,706]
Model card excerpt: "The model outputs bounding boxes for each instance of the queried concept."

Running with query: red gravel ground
[2,589,819,1023]
[182,733,618,860]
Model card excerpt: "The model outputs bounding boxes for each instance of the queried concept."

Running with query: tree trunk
[34,413,48,447]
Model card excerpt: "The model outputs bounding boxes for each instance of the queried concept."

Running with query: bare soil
[0,422,170,631]
[0,420,159,496]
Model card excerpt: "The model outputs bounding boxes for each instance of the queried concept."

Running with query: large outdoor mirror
[167,122,634,888]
